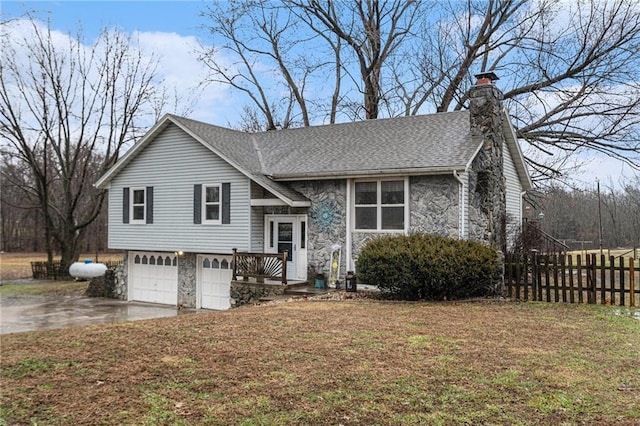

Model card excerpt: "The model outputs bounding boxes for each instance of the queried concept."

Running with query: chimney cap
[475,72,499,83]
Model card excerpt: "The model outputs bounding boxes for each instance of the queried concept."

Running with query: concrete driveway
[0,295,194,334]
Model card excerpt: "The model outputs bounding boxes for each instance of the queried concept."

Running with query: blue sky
[2,1,208,40]
[2,0,637,188]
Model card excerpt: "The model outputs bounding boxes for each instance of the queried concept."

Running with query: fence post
[232,248,238,281]
[568,255,575,304]
[515,254,521,300]
[524,253,530,301]
[600,254,606,305]
[560,255,567,303]
[531,253,537,301]
[505,253,512,299]
[577,254,583,304]
[630,258,635,308]
[553,255,559,302]
[587,254,596,304]
[619,256,626,307]
[608,255,615,305]
[544,255,551,302]
[536,254,543,301]
[281,251,288,285]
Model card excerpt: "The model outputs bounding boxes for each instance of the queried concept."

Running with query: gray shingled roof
[97,107,530,204]
[258,111,475,178]
[172,110,477,179]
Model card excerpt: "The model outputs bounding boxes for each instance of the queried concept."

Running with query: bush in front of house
[356,233,500,301]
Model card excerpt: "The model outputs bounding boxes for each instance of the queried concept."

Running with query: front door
[265,215,307,280]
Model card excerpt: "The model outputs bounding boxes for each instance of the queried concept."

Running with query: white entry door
[264,215,307,280]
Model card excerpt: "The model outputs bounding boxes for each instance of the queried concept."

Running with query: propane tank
[69,259,108,279]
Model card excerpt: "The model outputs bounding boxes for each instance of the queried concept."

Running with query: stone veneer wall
[230,281,285,307]
[99,253,127,300]
[288,179,347,278]
[351,175,460,270]
[409,175,459,236]
[178,253,197,308]
[467,84,507,250]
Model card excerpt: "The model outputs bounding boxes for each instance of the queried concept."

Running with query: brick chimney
[467,72,507,251]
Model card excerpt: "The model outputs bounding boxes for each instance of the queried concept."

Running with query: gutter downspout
[453,171,465,239]
[345,179,352,273]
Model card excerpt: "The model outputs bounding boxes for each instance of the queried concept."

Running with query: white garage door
[198,255,232,310]
[130,252,178,305]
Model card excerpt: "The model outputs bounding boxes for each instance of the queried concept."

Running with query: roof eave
[270,166,468,181]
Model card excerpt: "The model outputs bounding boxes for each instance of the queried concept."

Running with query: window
[203,184,221,224]
[131,188,146,224]
[123,187,153,224]
[194,183,230,225]
[354,179,405,231]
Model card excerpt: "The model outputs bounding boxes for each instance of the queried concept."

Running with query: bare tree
[199,0,640,182]
[0,16,166,266]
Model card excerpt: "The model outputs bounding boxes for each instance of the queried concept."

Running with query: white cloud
[132,30,233,123]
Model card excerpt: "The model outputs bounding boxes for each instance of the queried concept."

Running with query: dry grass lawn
[2,299,639,425]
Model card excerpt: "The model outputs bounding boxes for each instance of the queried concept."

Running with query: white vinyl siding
[108,124,251,253]
[504,141,523,249]
[250,206,264,252]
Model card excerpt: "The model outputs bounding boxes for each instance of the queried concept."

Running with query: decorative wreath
[311,199,340,234]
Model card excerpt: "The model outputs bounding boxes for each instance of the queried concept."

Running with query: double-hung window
[123,186,153,224]
[354,179,405,231]
[193,183,230,225]
[203,184,221,224]
[130,188,146,224]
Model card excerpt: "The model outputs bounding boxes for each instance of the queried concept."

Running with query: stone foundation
[230,281,286,307]
[87,261,127,300]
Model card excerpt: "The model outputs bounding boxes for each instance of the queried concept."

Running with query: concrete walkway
[0,295,195,334]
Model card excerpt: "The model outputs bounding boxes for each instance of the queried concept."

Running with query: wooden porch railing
[232,249,288,285]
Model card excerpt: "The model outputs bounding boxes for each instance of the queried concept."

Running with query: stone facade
[95,255,127,300]
[467,83,507,251]
[409,175,459,236]
[178,253,197,308]
[230,281,285,307]
[289,179,347,278]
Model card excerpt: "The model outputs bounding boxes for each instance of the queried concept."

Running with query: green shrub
[356,233,500,301]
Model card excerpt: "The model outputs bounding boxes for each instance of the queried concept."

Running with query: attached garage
[197,254,232,310]
[129,252,178,305]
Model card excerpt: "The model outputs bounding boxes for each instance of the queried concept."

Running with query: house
[95,75,532,310]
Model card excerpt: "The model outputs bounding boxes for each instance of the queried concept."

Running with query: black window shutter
[146,186,154,224]
[193,184,202,224]
[222,183,231,224]
[123,187,130,224]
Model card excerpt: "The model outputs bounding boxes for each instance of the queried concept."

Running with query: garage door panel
[130,252,178,305]
[199,255,232,310]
